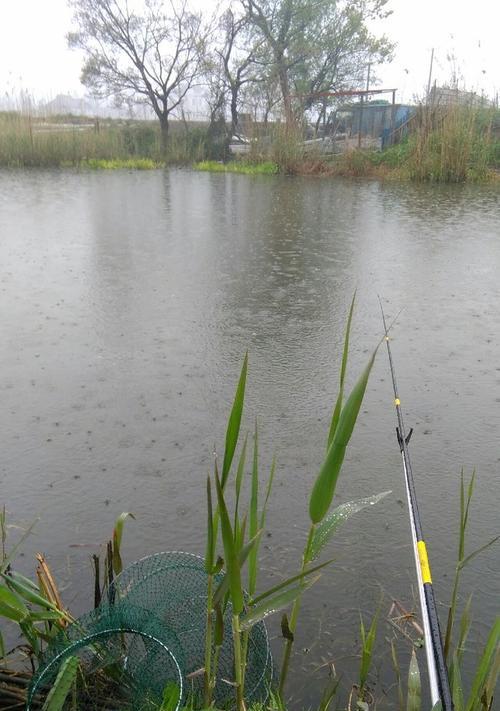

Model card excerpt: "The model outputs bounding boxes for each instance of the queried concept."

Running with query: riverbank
[2,106,499,182]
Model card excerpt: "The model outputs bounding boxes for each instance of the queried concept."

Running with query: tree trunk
[230,85,239,137]
[159,114,169,157]
[278,65,294,130]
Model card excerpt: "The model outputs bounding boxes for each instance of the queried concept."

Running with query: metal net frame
[110,551,274,707]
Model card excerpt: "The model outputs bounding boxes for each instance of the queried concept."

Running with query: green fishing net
[110,552,274,707]
[27,552,273,710]
[27,602,185,710]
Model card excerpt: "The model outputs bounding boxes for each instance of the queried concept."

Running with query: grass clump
[82,157,163,170]
[195,160,279,175]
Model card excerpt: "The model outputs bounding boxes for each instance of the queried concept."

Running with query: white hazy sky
[0,0,498,105]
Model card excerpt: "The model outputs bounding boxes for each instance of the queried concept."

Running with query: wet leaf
[239,575,320,631]
[465,616,500,711]
[42,655,79,711]
[309,347,378,524]
[214,468,244,614]
[112,512,135,576]
[248,422,259,595]
[0,584,28,622]
[205,476,214,573]
[328,291,356,449]
[407,649,421,711]
[309,491,391,561]
[222,353,248,488]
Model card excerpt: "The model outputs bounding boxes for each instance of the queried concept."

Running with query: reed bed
[405,104,499,183]
[0,112,207,167]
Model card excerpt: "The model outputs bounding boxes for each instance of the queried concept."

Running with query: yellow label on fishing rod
[417,541,432,584]
[394,398,401,406]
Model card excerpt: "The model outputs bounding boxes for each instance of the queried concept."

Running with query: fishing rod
[380,301,453,711]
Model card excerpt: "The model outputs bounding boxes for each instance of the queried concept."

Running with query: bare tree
[215,7,264,137]
[68,0,209,153]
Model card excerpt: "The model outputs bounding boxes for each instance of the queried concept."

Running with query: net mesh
[27,602,185,710]
[110,552,273,706]
[27,552,273,710]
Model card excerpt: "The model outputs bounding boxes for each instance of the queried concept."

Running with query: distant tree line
[68,0,394,155]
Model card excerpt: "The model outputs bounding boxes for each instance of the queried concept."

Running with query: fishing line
[379,298,453,711]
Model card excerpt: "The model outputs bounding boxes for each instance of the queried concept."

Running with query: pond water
[0,168,499,708]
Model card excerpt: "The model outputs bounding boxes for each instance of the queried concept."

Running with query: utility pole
[358,61,371,148]
[426,48,435,103]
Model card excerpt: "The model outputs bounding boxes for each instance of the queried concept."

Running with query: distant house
[428,86,492,108]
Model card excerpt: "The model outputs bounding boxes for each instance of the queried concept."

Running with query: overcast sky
[0,0,498,106]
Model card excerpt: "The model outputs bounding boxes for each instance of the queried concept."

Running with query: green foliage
[221,353,248,488]
[407,105,497,183]
[309,346,378,524]
[0,112,208,167]
[328,291,356,449]
[406,650,421,711]
[112,512,135,576]
[359,608,379,695]
[195,160,279,175]
[41,656,79,711]
[309,491,392,562]
[83,158,162,169]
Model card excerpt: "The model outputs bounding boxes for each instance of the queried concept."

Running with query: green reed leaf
[457,595,473,665]
[309,346,378,524]
[159,682,181,711]
[359,608,379,691]
[239,575,321,631]
[483,643,500,711]
[309,491,391,561]
[205,475,214,573]
[234,434,248,529]
[8,570,40,592]
[0,517,38,575]
[235,514,247,555]
[0,584,28,622]
[248,422,259,596]
[465,616,500,711]
[260,454,276,530]
[222,353,248,488]
[42,655,79,711]
[251,558,333,605]
[214,602,224,647]
[328,291,356,449]
[450,651,464,711]
[459,536,500,571]
[406,649,421,711]
[214,468,244,614]
[1,572,62,613]
[212,530,263,607]
[112,511,135,576]
[30,611,67,622]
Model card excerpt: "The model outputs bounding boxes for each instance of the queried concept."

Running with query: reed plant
[0,111,209,167]
[201,295,393,711]
[407,104,496,183]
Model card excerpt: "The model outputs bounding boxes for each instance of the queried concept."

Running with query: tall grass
[407,104,497,182]
[0,111,208,167]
